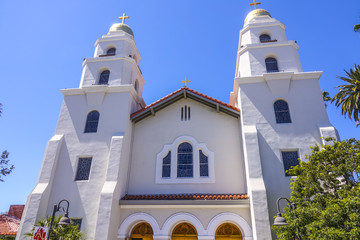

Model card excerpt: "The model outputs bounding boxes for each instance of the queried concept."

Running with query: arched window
[274,100,291,123]
[177,142,193,178]
[172,223,197,240]
[265,57,279,73]
[215,223,243,240]
[131,222,153,240]
[99,70,110,85]
[259,34,271,42]
[84,111,100,133]
[106,48,116,55]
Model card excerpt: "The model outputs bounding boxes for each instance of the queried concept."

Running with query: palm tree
[332,65,360,126]
[25,216,84,240]
[322,91,331,108]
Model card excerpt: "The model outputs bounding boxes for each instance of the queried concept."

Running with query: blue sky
[0,0,359,212]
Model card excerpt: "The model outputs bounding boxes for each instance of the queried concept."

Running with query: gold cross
[119,13,129,24]
[249,0,261,9]
[181,77,191,87]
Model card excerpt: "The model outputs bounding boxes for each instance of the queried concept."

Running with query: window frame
[273,99,292,123]
[281,150,300,176]
[98,70,110,85]
[84,110,100,133]
[75,157,93,181]
[156,136,214,184]
[265,57,279,73]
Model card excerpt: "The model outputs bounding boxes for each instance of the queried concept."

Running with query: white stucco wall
[237,73,336,239]
[128,98,246,195]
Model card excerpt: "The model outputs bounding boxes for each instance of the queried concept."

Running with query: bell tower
[232,5,338,240]
[80,14,145,110]
[17,15,145,240]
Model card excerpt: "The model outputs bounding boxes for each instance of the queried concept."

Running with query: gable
[128,98,246,195]
[131,87,240,123]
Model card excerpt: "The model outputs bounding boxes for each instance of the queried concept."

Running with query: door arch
[215,223,242,240]
[130,222,153,240]
[172,222,197,240]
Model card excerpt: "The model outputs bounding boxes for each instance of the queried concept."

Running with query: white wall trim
[206,212,253,240]
[117,213,161,238]
[155,135,215,184]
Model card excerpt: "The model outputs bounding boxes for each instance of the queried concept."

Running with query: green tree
[25,216,84,240]
[273,138,360,240]
[0,103,14,181]
[332,65,360,127]
[0,237,15,240]
[0,150,14,182]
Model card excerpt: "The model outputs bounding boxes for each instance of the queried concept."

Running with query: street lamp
[47,199,71,240]
[273,197,302,240]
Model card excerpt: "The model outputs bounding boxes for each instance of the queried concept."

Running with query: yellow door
[215,223,242,240]
[131,223,153,240]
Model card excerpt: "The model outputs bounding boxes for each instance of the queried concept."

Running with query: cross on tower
[119,13,129,24]
[249,0,261,9]
[181,77,191,87]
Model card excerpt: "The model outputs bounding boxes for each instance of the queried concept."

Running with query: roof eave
[131,89,240,123]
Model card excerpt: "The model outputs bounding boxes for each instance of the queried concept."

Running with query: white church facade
[17,7,337,240]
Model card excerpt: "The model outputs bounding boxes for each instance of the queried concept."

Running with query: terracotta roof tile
[131,87,239,119]
[0,215,20,236]
[121,193,248,201]
[8,205,24,220]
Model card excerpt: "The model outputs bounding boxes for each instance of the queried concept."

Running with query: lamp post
[273,197,302,240]
[47,199,71,240]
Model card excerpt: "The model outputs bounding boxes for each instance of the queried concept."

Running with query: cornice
[240,21,286,34]
[60,85,141,102]
[235,71,323,85]
[119,199,250,208]
[238,41,299,55]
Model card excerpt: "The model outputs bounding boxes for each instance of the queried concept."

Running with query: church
[17,5,337,240]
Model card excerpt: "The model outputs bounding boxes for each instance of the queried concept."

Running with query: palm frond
[332,65,360,125]
[354,24,360,32]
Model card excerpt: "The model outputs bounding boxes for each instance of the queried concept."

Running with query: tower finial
[119,13,129,24]
[249,0,261,9]
[182,77,191,87]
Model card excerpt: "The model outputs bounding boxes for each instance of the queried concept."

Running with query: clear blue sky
[0,0,359,212]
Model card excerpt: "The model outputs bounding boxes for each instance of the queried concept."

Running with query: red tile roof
[121,193,248,200]
[8,205,24,220]
[0,215,20,236]
[130,87,239,119]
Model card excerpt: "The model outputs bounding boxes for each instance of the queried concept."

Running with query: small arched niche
[259,34,271,42]
[215,223,243,240]
[130,222,153,240]
[106,47,116,55]
[172,223,198,240]
[265,57,279,73]
[98,70,110,85]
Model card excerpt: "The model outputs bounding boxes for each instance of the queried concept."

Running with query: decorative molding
[118,213,161,238]
[161,212,206,236]
[206,213,253,239]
